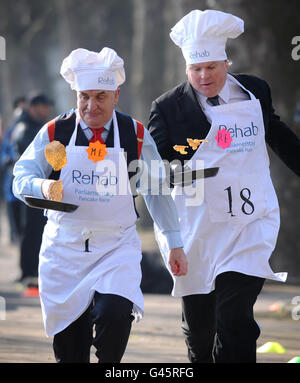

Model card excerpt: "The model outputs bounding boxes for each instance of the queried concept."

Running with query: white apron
[155,76,287,296]
[39,110,144,336]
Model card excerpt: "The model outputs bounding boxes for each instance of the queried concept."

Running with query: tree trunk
[130,0,146,123]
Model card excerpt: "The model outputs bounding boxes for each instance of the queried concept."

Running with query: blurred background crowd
[0,0,299,290]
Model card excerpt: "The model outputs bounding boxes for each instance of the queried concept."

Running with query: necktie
[90,127,105,143]
[207,95,220,106]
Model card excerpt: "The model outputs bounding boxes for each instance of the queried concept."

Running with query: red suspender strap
[135,120,144,159]
[47,119,56,142]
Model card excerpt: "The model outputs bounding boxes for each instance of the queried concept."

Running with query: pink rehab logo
[215,128,232,149]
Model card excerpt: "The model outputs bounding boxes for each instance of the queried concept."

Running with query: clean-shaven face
[77,89,120,128]
[186,60,229,98]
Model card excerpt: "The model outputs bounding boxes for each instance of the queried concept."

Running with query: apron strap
[227,74,256,100]
[135,120,144,160]
[47,118,56,142]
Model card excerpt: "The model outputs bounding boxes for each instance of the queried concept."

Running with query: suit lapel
[75,123,90,146]
[177,82,211,139]
[105,112,138,171]
[175,82,211,161]
[105,121,114,147]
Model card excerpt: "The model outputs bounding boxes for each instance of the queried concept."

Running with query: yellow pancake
[44,140,67,171]
[173,145,189,155]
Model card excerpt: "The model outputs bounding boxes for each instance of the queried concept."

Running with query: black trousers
[20,205,47,279]
[181,271,265,363]
[53,292,134,363]
[6,199,24,242]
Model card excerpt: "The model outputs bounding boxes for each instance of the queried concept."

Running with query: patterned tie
[90,127,105,143]
[207,95,220,106]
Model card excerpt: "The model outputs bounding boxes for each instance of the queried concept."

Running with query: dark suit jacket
[148,74,300,177]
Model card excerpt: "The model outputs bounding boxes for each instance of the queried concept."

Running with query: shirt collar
[218,77,230,104]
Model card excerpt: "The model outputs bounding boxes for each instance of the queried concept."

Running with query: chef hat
[170,9,244,65]
[60,47,125,91]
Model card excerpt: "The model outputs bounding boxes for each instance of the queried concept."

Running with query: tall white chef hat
[60,47,125,91]
[170,9,244,65]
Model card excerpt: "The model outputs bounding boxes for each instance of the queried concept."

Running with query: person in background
[11,94,53,294]
[13,47,187,363]
[148,9,300,363]
[0,115,3,141]
[0,97,28,243]
[12,96,28,120]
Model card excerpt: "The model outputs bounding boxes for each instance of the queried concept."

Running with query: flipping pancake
[173,145,189,155]
[187,138,209,150]
[44,140,67,171]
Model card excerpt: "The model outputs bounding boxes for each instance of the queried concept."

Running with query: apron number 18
[224,186,255,217]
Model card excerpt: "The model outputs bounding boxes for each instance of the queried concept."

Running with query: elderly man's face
[186,60,229,98]
[77,89,120,128]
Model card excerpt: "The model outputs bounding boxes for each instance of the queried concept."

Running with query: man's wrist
[164,231,183,250]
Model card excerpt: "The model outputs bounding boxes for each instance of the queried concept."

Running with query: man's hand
[41,179,63,201]
[168,247,188,276]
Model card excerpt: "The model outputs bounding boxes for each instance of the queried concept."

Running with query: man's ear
[114,88,121,105]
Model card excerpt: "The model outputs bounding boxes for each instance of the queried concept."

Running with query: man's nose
[87,99,97,110]
[199,69,209,80]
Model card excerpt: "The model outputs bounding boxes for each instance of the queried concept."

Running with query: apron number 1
[224,186,255,217]
[84,238,91,252]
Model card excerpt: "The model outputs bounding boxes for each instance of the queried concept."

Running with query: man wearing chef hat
[13,46,187,363]
[148,9,300,363]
